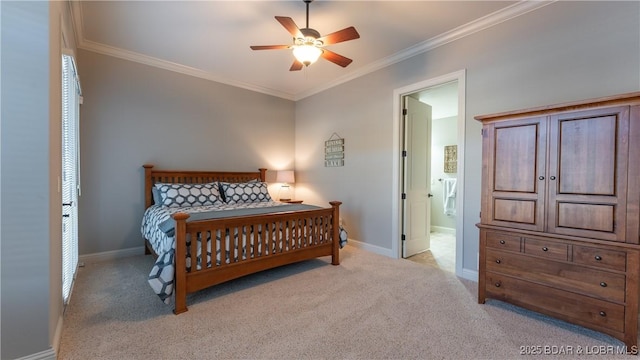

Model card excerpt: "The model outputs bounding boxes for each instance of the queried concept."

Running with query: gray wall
[1,3,50,357]
[76,50,296,254]
[1,1,69,358]
[295,1,640,274]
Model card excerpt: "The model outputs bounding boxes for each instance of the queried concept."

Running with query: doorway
[392,70,466,277]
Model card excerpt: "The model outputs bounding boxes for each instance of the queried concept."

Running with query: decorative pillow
[151,187,162,205]
[220,181,272,204]
[154,182,223,207]
[218,179,259,203]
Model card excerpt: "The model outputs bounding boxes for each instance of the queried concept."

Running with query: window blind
[62,53,81,304]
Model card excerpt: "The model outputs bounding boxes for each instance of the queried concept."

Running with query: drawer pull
[495,259,501,264]
[542,247,549,252]
[538,176,545,180]
[599,311,607,317]
[600,282,607,287]
[499,240,506,245]
[594,255,602,261]
[495,282,501,288]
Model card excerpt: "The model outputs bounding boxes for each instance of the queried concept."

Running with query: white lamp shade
[276,170,295,184]
[292,45,322,66]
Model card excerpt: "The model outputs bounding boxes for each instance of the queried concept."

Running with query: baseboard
[15,348,56,360]
[51,314,63,358]
[431,226,456,235]
[345,239,395,258]
[347,238,478,282]
[461,268,478,282]
[79,246,145,264]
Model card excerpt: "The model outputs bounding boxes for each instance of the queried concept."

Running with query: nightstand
[281,200,303,204]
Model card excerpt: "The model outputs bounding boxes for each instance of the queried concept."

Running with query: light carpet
[58,246,632,359]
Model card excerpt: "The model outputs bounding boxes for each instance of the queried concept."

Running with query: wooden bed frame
[143,164,342,314]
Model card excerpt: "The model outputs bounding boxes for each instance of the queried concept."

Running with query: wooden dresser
[476,92,640,348]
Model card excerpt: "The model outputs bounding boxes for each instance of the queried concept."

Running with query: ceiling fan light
[293,45,322,66]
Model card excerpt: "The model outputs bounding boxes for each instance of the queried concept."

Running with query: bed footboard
[172,201,342,314]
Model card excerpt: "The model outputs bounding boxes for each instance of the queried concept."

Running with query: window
[62,52,81,304]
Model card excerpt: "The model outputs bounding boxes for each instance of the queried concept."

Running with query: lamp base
[278,185,292,202]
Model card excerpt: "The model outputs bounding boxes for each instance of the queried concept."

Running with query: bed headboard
[143,164,267,209]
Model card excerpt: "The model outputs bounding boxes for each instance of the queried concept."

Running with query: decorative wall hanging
[444,145,457,173]
[324,133,344,167]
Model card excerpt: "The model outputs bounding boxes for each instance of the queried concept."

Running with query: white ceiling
[71,1,551,101]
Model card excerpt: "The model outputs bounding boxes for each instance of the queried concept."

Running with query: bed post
[143,164,154,255]
[258,168,267,182]
[143,164,154,209]
[330,201,342,265]
[173,212,190,315]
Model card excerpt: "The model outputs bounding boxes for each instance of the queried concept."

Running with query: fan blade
[321,49,353,67]
[318,26,360,45]
[250,45,290,50]
[275,16,302,38]
[290,60,304,71]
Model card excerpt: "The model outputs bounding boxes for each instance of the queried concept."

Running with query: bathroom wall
[430,115,457,232]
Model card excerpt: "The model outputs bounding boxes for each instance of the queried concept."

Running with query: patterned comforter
[140,201,347,303]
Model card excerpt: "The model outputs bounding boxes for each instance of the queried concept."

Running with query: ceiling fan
[250,0,360,71]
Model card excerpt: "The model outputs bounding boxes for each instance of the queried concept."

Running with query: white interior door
[402,96,432,258]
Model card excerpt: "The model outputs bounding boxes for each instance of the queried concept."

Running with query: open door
[402,96,432,258]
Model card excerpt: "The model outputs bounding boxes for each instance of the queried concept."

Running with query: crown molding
[294,0,555,100]
[70,1,296,100]
[79,39,297,100]
[71,1,554,102]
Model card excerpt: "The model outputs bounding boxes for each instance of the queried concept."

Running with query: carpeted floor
[58,245,632,359]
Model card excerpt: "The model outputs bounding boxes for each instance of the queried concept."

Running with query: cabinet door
[482,117,546,231]
[547,106,629,241]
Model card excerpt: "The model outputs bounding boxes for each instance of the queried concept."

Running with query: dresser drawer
[523,237,568,261]
[486,248,625,303]
[486,232,521,252]
[485,272,625,333]
[573,245,626,272]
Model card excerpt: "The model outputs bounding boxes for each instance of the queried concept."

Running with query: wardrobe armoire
[476,92,640,348]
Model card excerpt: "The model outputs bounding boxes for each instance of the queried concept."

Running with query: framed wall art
[444,144,457,173]
[324,133,344,167]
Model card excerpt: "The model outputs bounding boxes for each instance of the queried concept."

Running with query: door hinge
[401,234,406,241]
[402,193,406,200]
[402,108,407,116]
[402,150,407,157]
[481,129,484,136]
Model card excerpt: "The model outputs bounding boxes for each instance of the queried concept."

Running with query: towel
[442,178,457,216]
